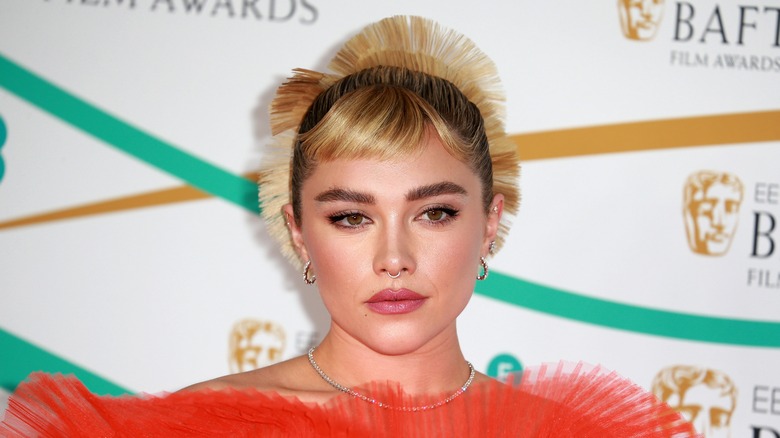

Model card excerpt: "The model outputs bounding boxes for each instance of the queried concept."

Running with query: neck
[311,322,468,396]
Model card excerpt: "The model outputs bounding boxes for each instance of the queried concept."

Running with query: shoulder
[179,355,336,403]
[471,370,494,385]
[180,355,309,392]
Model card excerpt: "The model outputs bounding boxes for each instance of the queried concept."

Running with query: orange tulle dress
[1,362,699,437]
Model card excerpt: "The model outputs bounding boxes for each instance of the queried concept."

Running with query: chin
[367,341,432,357]
[358,320,457,357]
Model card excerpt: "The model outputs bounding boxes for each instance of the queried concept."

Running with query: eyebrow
[314,181,467,205]
[315,188,376,204]
[406,182,468,201]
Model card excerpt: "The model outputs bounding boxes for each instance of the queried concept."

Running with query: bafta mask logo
[683,171,744,256]
[652,365,737,438]
[618,0,665,41]
[228,318,286,373]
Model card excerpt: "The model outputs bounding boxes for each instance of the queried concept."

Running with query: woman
[1,16,697,437]
[185,15,519,407]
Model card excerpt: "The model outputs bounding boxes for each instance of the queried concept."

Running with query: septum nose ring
[387,271,402,279]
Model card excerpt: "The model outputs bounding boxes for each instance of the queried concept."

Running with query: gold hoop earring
[476,257,489,281]
[303,260,316,285]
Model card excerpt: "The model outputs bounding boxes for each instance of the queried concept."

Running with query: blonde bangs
[298,85,465,163]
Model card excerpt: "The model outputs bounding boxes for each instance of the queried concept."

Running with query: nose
[372,220,416,278]
[641,0,652,15]
[712,202,725,229]
[692,416,710,436]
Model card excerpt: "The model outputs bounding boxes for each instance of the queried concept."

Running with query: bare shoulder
[179,355,333,402]
[472,370,494,385]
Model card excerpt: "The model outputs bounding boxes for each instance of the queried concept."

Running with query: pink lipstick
[366,289,427,315]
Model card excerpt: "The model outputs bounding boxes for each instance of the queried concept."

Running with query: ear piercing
[303,260,316,284]
[477,257,489,281]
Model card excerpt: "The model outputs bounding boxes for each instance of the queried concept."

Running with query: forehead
[697,183,742,200]
[669,385,734,408]
[301,135,480,199]
[625,0,662,6]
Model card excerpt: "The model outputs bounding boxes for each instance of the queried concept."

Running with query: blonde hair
[259,16,520,266]
[291,67,494,224]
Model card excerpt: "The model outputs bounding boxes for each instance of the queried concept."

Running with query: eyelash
[327,206,460,229]
[419,206,459,225]
[328,211,371,229]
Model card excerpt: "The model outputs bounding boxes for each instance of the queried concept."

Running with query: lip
[366,288,427,315]
[707,233,728,242]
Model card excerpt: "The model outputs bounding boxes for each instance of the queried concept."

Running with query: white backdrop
[1,1,779,435]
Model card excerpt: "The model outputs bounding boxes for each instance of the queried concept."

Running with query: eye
[695,200,715,216]
[426,209,445,221]
[329,212,370,228]
[419,207,459,224]
[676,406,701,423]
[346,214,364,226]
[709,408,730,428]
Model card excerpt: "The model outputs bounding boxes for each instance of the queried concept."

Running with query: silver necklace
[307,346,475,412]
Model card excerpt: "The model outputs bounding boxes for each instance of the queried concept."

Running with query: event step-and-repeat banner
[1,1,779,436]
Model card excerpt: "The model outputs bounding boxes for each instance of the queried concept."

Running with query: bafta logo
[618,0,665,41]
[683,171,744,256]
[652,365,737,438]
[228,318,286,373]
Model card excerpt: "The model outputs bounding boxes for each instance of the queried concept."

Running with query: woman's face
[285,131,503,355]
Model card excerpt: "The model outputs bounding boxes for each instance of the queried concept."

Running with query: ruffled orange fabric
[1,362,700,437]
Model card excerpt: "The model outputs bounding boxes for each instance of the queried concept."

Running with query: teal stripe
[0,328,130,395]
[0,53,260,214]
[3,273,778,396]
[476,272,780,348]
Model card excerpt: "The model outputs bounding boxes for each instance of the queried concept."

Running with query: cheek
[305,231,364,291]
[421,224,484,287]
[428,237,478,266]
[301,228,394,322]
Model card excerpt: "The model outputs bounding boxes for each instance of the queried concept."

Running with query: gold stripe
[0,186,211,230]
[1,111,777,231]
[512,110,780,160]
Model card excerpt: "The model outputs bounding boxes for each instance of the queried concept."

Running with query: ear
[282,204,310,262]
[482,194,504,257]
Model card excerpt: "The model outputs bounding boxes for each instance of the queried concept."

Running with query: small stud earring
[489,241,496,254]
